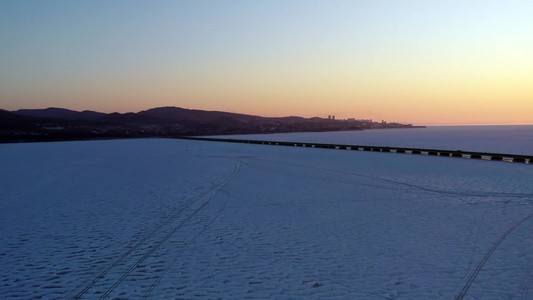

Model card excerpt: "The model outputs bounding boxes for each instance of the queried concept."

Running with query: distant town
[327,114,378,124]
[0,106,424,143]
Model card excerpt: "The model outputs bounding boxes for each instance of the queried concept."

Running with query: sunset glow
[1,1,532,125]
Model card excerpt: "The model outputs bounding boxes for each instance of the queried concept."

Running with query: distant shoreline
[1,106,423,143]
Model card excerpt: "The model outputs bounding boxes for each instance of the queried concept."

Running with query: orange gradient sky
[1,1,532,125]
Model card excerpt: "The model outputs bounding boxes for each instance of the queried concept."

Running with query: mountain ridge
[14,107,106,121]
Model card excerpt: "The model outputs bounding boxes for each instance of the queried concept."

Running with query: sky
[1,1,532,125]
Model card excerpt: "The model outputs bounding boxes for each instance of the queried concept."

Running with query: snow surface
[215,125,533,155]
[1,137,533,299]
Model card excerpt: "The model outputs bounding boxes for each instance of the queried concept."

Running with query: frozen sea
[1,126,533,299]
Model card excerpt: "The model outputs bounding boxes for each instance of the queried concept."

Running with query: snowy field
[217,125,533,155]
[1,137,533,299]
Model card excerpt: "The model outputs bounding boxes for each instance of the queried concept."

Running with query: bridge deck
[180,137,533,164]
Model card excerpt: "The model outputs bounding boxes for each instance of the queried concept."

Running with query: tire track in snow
[454,211,533,300]
[63,160,241,300]
[142,190,232,299]
[98,160,241,299]
[246,157,533,200]
[243,157,533,299]
[63,188,216,300]
[439,206,485,299]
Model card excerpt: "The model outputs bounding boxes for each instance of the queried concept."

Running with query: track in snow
[63,160,241,299]
[454,211,533,300]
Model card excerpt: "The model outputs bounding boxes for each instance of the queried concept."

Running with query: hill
[14,107,106,121]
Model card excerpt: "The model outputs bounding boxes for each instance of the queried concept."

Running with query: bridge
[180,136,533,164]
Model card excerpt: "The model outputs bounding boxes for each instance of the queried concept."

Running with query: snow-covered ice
[1,137,533,299]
